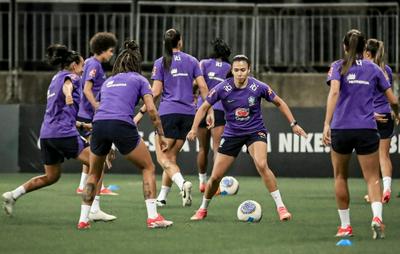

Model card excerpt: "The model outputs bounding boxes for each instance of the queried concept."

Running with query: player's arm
[384,88,399,122]
[83,80,99,110]
[134,80,163,125]
[323,80,340,145]
[187,101,212,140]
[196,76,214,128]
[272,95,307,138]
[63,79,74,105]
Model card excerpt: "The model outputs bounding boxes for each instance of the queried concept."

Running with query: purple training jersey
[327,59,391,129]
[151,51,203,116]
[197,58,231,111]
[40,70,81,138]
[206,77,276,137]
[94,72,152,125]
[373,65,393,114]
[78,57,106,120]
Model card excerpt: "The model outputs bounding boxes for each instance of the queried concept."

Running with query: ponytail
[365,38,388,79]
[341,29,365,75]
[112,39,142,75]
[210,38,231,63]
[163,28,181,70]
[46,44,81,69]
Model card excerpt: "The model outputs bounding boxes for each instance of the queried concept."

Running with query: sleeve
[385,66,393,85]
[65,74,80,90]
[326,61,341,86]
[205,83,222,106]
[376,68,391,93]
[84,61,100,82]
[199,60,206,75]
[139,77,153,97]
[192,58,203,78]
[151,60,164,81]
[261,83,277,102]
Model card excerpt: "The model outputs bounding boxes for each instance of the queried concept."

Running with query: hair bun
[124,40,139,51]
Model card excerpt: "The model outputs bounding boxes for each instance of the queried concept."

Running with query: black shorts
[377,113,394,139]
[160,113,194,140]
[77,116,92,138]
[331,129,379,155]
[218,131,268,157]
[199,110,226,128]
[91,120,141,156]
[40,136,88,165]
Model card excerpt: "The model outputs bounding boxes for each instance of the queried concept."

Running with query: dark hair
[111,39,142,75]
[341,29,365,75]
[163,28,181,70]
[365,38,387,77]
[90,32,118,55]
[46,44,81,69]
[210,38,231,62]
[226,54,251,78]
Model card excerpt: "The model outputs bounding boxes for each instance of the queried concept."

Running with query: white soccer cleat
[371,217,385,240]
[2,192,16,216]
[88,210,117,222]
[156,200,167,207]
[181,181,192,207]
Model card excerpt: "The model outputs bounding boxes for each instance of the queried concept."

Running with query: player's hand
[206,112,215,130]
[65,95,73,105]
[133,113,143,125]
[292,125,307,138]
[322,123,331,146]
[158,135,169,152]
[374,112,388,123]
[82,123,92,131]
[186,129,197,141]
[105,148,116,169]
[94,101,100,111]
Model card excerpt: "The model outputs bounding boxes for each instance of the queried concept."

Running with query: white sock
[270,190,284,208]
[338,209,350,228]
[11,186,26,200]
[79,205,91,223]
[199,173,207,184]
[101,183,106,191]
[200,196,211,209]
[382,176,391,192]
[171,172,185,190]
[371,202,383,221]
[145,199,158,219]
[90,196,101,213]
[78,172,88,190]
[157,186,171,201]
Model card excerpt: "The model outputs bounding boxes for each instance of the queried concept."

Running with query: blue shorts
[218,131,268,157]
[77,116,92,138]
[199,109,226,128]
[331,129,379,155]
[376,113,394,139]
[40,136,88,165]
[160,113,194,140]
[90,120,141,156]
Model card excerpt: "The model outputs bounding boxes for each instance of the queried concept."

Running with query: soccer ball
[219,176,239,195]
[237,200,262,222]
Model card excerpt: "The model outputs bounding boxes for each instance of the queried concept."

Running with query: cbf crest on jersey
[248,96,256,106]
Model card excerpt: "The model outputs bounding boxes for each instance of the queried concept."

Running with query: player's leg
[378,138,392,203]
[196,127,211,192]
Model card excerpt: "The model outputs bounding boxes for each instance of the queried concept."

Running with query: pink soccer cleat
[77,221,90,230]
[190,208,208,221]
[382,190,391,204]
[277,206,292,221]
[371,217,385,239]
[147,214,173,228]
[335,225,353,237]
[199,183,206,193]
[76,188,83,194]
[100,188,119,196]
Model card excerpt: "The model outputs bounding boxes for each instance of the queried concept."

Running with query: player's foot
[156,200,167,207]
[190,208,207,221]
[100,188,119,196]
[364,194,370,203]
[199,183,206,193]
[371,217,385,239]
[277,206,292,221]
[382,190,391,203]
[2,192,16,216]
[181,181,192,207]
[214,187,221,196]
[335,225,353,237]
[147,214,173,228]
[76,187,83,194]
[77,221,90,230]
[88,210,117,222]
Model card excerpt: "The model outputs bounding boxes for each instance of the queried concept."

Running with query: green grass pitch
[0,174,399,254]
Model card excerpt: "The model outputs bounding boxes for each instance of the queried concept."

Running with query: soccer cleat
[2,192,16,216]
[76,187,83,194]
[181,181,193,207]
[100,188,119,196]
[371,217,385,239]
[88,210,117,222]
[364,194,370,203]
[147,214,173,228]
[190,208,207,221]
[382,190,391,204]
[77,221,91,229]
[335,225,353,237]
[156,200,167,207]
[277,206,292,221]
[199,183,206,193]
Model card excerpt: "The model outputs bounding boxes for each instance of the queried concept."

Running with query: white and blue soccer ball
[219,176,239,195]
[237,200,262,222]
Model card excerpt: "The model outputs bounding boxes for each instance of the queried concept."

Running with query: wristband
[290,120,298,127]
[139,109,146,114]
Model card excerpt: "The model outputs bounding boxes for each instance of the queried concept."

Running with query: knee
[143,162,156,173]
[254,158,268,172]
[159,159,174,171]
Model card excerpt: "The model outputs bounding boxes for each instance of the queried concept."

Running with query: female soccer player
[1,45,113,220]
[188,54,307,221]
[196,39,231,193]
[323,30,399,239]
[363,39,394,203]
[135,28,212,207]
[76,32,118,198]
[77,40,173,229]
